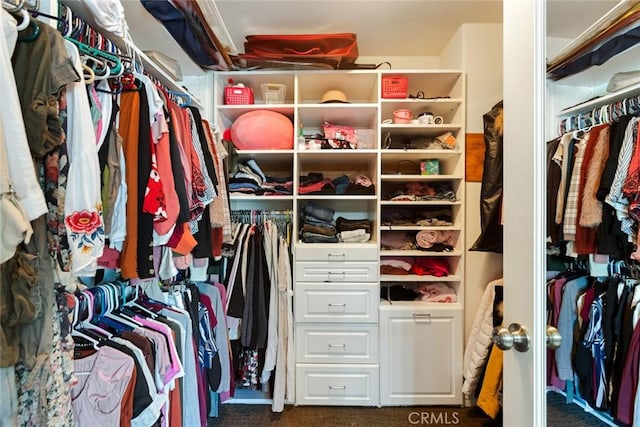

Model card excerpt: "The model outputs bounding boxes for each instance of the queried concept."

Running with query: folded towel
[415,230,454,249]
[380,257,414,271]
[415,282,457,302]
[340,232,370,243]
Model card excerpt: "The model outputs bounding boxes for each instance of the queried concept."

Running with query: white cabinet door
[379,304,463,405]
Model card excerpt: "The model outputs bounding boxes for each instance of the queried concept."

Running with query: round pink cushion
[230,110,293,150]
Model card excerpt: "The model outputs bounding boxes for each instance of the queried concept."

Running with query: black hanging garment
[470,101,504,252]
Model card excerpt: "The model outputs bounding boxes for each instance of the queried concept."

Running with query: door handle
[546,325,562,349]
[492,323,530,352]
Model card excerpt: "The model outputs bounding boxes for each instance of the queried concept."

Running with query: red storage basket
[382,76,408,99]
[224,86,254,105]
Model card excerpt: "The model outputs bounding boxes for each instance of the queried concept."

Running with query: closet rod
[557,86,640,134]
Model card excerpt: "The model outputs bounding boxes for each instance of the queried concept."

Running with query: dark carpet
[546,391,611,426]
[207,392,611,426]
[208,403,499,426]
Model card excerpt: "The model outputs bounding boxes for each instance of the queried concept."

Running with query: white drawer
[296,364,379,406]
[295,283,379,323]
[295,243,378,262]
[295,261,378,282]
[296,324,379,364]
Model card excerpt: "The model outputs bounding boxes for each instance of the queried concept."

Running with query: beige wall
[442,23,504,344]
[358,55,441,69]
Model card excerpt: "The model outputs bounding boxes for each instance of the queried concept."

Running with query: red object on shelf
[382,76,408,99]
[224,86,254,105]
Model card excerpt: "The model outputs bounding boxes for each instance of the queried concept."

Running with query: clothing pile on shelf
[380,230,454,252]
[228,159,293,196]
[140,0,232,70]
[381,206,453,227]
[381,282,457,303]
[379,256,450,277]
[383,181,456,202]
[298,173,375,195]
[299,202,371,243]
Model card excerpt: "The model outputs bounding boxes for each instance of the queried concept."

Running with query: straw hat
[321,89,349,103]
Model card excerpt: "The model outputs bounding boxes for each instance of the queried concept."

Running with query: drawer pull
[328,343,346,348]
[328,385,346,390]
[328,303,346,312]
[327,253,346,261]
[413,313,432,323]
[327,271,346,279]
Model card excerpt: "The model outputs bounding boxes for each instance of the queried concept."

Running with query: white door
[502,1,547,426]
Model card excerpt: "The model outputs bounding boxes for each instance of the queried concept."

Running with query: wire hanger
[28,8,68,35]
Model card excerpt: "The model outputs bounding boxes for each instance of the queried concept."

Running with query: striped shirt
[606,117,640,237]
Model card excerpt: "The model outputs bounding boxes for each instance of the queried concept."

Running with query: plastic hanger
[103,283,141,328]
[65,37,123,76]
[82,63,95,85]
[77,290,113,338]
[124,284,157,319]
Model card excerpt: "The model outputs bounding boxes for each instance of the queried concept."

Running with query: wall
[358,55,440,69]
[441,23,504,344]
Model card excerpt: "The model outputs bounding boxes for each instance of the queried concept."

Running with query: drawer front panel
[296,324,379,364]
[295,283,379,323]
[295,261,378,282]
[296,364,379,406]
[296,245,378,262]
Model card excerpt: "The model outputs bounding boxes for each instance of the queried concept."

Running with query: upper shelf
[558,80,640,116]
[60,0,205,109]
[546,0,640,88]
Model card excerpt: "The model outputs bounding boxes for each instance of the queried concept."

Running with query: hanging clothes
[470,100,503,253]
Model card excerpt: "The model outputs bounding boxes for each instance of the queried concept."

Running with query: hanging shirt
[583,295,607,409]
[71,345,135,427]
[0,11,47,221]
[63,40,105,276]
[606,117,639,237]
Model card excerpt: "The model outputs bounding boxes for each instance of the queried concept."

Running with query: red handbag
[243,33,359,64]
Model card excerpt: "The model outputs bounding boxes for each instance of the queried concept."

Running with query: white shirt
[63,40,105,276]
[82,0,128,38]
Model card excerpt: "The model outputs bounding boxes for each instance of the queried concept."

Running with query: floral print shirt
[62,41,105,276]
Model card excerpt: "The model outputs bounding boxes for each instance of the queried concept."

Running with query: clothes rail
[557,89,640,135]
[231,209,293,223]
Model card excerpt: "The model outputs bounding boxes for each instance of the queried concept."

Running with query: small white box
[356,129,375,149]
